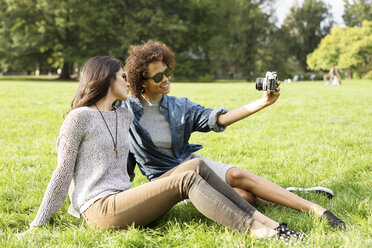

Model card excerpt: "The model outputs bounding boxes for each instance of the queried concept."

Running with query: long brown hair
[70,56,122,112]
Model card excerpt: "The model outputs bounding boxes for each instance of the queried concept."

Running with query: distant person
[324,67,341,85]
[19,56,304,242]
[310,74,316,81]
[35,68,40,78]
[250,70,254,81]
[293,74,299,82]
[300,74,304,81]
[333,68,342,85]
[123,41,346,230]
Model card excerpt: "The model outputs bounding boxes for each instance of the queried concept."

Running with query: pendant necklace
[95,104,118,158]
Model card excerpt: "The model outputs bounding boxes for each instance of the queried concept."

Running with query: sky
[274,0,346,26]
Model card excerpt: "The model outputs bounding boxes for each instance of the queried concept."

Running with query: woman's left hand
[15,226,38,237]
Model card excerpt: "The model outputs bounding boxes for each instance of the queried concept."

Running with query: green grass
[0,77,371,247]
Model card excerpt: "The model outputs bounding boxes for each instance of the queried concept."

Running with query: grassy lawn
[0,77,371,247]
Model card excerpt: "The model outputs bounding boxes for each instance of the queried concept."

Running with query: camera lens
[256,78,264,91]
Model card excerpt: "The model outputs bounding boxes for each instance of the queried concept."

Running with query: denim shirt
[122,95,228,181]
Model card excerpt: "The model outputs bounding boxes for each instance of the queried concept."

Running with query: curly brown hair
[124,41,175,98]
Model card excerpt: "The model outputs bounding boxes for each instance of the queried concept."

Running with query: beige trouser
[82,158,256,233]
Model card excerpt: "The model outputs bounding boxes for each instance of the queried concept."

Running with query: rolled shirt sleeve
[208,107,228,132]
[189,97,228,133]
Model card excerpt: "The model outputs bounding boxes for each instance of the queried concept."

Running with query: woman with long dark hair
[20,56,303,242]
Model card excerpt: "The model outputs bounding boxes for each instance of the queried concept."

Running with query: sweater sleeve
[30,110,86,227]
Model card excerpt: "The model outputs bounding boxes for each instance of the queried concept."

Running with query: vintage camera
[256,71,278,92]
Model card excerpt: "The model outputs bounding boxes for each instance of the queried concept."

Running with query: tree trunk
[59,62,71,80]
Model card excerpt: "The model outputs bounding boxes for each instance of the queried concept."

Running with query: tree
[0,0,130,78]
[203,0,276,79]
[33,0,130,79]
[0,0,222,79]
[0,0,308,81]
[122,0,223,80]
[343,0,372,27]
[0,0,51,73]
[307,20,372,79]
[281,0,333,71]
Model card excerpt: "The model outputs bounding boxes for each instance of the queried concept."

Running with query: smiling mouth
[160,83,169,89]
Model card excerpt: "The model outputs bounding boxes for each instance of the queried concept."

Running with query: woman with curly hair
[123,41,346,230]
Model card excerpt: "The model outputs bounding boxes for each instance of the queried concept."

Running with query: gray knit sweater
[30,106,133,227]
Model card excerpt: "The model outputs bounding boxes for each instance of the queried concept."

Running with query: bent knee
[183,158,207,171]
[190,158,207,166]
[173,158,207,176]
[226,168,256,186]
[227,168,246,181]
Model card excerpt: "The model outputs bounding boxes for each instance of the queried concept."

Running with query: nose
[163,75,169,82]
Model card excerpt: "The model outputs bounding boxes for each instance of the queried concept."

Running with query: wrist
[258,97,271,108]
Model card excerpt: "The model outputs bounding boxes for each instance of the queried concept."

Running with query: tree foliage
[343,0,372,27]
[0,0,343,80]
[281,0,333,71]
[0,0,131,77]
[307,20,372,79]
[0,0,227,78]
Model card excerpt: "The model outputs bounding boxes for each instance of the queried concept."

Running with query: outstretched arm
[217,85,280,126]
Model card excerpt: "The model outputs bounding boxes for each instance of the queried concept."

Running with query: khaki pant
[82,158,255,233]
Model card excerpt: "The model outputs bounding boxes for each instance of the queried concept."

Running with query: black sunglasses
[145,67,173,83]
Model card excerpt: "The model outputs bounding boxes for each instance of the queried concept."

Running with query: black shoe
[286,186,334,199]
[275,223,306,242]
[321,210,346,229]
[275,232,291,243]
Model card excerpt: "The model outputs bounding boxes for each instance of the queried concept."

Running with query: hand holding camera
[255,71,280,106]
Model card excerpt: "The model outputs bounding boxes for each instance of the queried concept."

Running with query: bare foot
[15,226,38,238]
[248,220,277,239]
[310,203,327,216]
[251,211,279,230]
